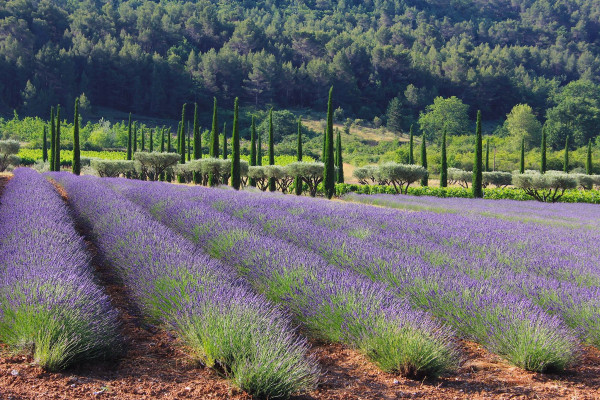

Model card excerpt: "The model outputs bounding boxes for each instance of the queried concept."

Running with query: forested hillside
[1,0,600,132]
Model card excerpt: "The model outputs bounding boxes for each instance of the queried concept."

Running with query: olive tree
[482,171,512,188]
[512,170,577,202]
[0,140,21,172]
[286,162,324,197]
[90,160,135,178]
[353,165,389,186]
[264,165,294,193]
[448,168,472,188]
[134,152,180,181]
[378,162,428,194]
[186,158,231,186]
[247,166,270,191]
[574,174,600,190]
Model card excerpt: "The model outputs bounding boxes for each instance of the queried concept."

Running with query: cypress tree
[586,139,593,175]
[49,106,55,171]
[440,129,447,188]
[159,128,166,181]
[167,128,172,152]
[322,128,326,162]
[485,138,490,172]
[193,103,201,184]
[323,86,335,199]
[208,98,219,186]
[149,129,154,152]
[176,121,181,153]
[408,124,414,164]
[563,136,569,173]
[133,123,138,153]
[55,105,61,171]
[231,98,241,190]
[257,131,263,166]
[250,116,257,187]
[180,104,186,164]
[72,98,81,175]
[540,126,547,173]
[187,124,191,161]
[294,117,303,195]
[268,109,276,192]
[420,135,428,186]
[520,137,525,173]
[472,110,483,198]
[336,128,344,183]
[126,113,133,161]
[42,126,48,163]
[222,122,227,160]
[141,127,145,151]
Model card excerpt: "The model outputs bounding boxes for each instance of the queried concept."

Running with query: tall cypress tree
[176,121,181,153]
[440,129,447,188]
[54,105,61,171]
[322,128,326,162]
[208,98,219,186]
[231,98,241,190]
[126,113,133,161]
[408,124,414,164]
[222,122,228,160]
[167,128,172,152]
[563,136,569,173]
[420,136,428,186]
[72,98,81,175]
[268,109,276,192]
[161,128,165,152]
[49,106,55,170]
[323,86,335,199]
[180,104,186,164]
[485,138,490,172]
[472,110,483,198]
[42,126,48,163]
[149,129,154,152]
[294,117,303,195]
[336,128,344,183]
[193,103,201,184]
[250,116,257,187]
[540,126,547,173]
[187,124,191,161]
[141,127,145,151]
[257,131,263,166]
[520,136,525,173]
[586,139,593,175]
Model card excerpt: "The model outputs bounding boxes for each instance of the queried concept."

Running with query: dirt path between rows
[1,175,599,399]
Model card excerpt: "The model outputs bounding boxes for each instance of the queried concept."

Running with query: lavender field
[2,169,600,398]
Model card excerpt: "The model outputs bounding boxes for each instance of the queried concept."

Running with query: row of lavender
[0,168,120,370]
[116,181,586,372]
[111,178,458,378]
[50,172,318,398]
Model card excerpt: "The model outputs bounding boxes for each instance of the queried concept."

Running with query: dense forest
[1,0,600,146]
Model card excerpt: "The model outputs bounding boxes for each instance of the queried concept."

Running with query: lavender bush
[0,168,120,370]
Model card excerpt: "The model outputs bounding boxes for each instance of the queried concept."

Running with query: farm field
[1,170,600,399]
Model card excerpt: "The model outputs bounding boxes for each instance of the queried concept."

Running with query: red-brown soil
[1,177,599,399]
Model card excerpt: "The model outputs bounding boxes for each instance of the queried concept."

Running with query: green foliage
[419,97,470,141]
[541,127,547,173]
[378,162,428,194]
[473,111,483,198]
[90,160,134,178]
[440,130,448,187]
[505,104,543,150]
[295,118,303,195]
[54,106,61,171]
[42,126,48,162]
[0,140,20,172]
[209,98,219,187]
[72,99,81,175]
[336,129,344,184]
[231,98,241,190]
[421,136,428,186]
[323,87,335,199]
[513,171,578,202]
[287,162,325,197]
[268,109,276,192]
[133,152,180,181]
[587,140,593,175]
[386,97,403,133]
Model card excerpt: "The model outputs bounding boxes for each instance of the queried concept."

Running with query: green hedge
[332,183,600,204]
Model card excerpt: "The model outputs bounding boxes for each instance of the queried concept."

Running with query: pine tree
[294,117,303,195]
[586,139,593,175]
[519,137,525,173]
[42,126,48,163]
[485,138,490,172]
[472,110,483,198]
[149,129,154,152]
[72,98,81,175]
[563,136,569,173]
[336,128,344,183]
[541,126,547,173]
[126,113,132,161]
[323,86,335,199]
[250,116,257,187]
[440,129,447,188]
[408,124,414,164]
[55,105,61,171]
[231,98,241,190]
[268,109,276,192]
[193,103,201,184]
[209,98,219,186]
[49,106,55,171]
[420,135,428,186]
